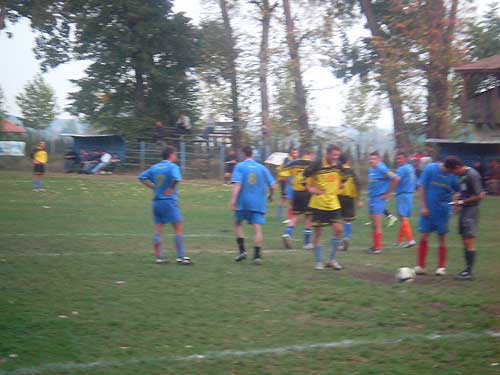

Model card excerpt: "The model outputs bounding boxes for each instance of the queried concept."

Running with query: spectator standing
[32,141,48,192]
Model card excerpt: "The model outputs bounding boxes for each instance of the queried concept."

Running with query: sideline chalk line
[1,330,499,375]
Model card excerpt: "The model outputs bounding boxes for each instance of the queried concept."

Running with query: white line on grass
[1,330,499,375]
[0,233,235,238]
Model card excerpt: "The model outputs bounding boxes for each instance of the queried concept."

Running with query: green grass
[0,171,499,374]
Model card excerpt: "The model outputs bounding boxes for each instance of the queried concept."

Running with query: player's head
[162,146,177,162]
[339,153,351,166]
[289,148,299,159]
[368,151,381,167]
[242,146,253,158]
[38,141,46,150]
[443,156,465,174]
[325,144,341,164]
[301,148,315,159]
[396,151,408,165]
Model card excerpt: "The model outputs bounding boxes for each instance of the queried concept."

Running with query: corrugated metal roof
[426,138,500,144]
[455,55,500,74]
[60,133,121,138]
[1,119,27,133]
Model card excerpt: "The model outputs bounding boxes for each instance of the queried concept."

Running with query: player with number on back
[231,146,275,265]
[138,146,193,265]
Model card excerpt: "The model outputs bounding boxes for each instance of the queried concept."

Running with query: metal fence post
[180,141,186,173]
[220,143,225,179]
[139,141,146,170]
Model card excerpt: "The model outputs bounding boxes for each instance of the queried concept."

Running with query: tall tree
[218,0,241,150]
[28,0,198,136]
[249,0,278,154]
[16,74,57,130]
[282,0,311,149]
[465,4,500,59]
[359,0,410,150]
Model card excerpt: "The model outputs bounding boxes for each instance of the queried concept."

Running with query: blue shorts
[369,196,387,215]
[396,193,413,217]
[418,211,450,235]
[235,210,266,225]
[152,200,182,224]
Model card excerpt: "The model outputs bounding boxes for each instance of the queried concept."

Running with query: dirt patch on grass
[349,269,394,285]
[429,301,450,310]
[483,304,500,317]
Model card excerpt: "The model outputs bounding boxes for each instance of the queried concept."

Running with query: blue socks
[285,226,294,236]
[314,245,323,263]
[152,234,163,258]
[175,235,185,259]
[303,228,312,245]
[344,223,352,239]
[329,237,341,261]
[33,179,41,190]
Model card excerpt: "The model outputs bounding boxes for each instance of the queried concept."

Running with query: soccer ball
[396,267,416,283]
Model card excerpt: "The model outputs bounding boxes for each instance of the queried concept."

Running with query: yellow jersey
[277,155,297,182]
[33,149,48,164]
[304,157,342,211]
[279,157,313,191]
[338,164,360,198]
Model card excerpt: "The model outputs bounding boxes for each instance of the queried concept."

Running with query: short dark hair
[396,151,408,158]
[339,153,351,165]
[326,144,341,154]
[443,156,464,170]
[162,146,176,160]
[370,151,380,157]
[242,146,253,157]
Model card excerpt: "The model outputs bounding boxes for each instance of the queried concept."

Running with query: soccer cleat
[234,252,247,262]
[341,238,349,251]
[368,247,383,254]
[414,266,426,275]
[176,257,193,265]
[393,242,405,248]
[282,234,293,249]
[403,240,417,248]
[38,188,46,192]
[435,267,446,276]
[455,270,473,280]
[387,215,398,227]
[315,262,325,270]
[155,258,168,264]
[253,257,262,265]
[303,243,314,250]
[325,260,343,270]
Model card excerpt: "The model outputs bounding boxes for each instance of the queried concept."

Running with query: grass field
[1,171,499,375]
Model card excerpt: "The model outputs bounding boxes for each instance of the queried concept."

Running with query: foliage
[15,74,57,130]
[341,78,381,133]
[464,4,500,60]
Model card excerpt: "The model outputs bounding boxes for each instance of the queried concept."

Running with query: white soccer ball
[396,267,416,283]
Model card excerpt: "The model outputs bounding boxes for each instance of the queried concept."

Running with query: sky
[0,0,494,130]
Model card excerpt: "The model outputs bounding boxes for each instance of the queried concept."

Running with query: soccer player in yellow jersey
[32,141,48,192]
[279,149,316,249]
[304,145,344,270]
[338,154,363,251]
[276,148,298,222]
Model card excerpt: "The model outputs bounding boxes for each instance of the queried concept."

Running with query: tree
[217,0,242,150]
[248,0,278,155]
[16,74,57,130]
[465,4,500,59]
[26,0,198,136]
[282,0,311,149]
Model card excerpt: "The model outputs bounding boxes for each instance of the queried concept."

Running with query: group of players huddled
[139,144,485,281]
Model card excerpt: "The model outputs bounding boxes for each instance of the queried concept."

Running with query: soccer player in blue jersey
[230,146,276,264]
[393,151,417,248]
[414,156,461,276]
[367,151,399,253]
[138,146,192,265]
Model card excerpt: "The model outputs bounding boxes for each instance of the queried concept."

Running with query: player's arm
[163,179,179,196]
[140,179,155,190]
[381,171,399,200]
[230,183,241,211]
[138,168,154,189]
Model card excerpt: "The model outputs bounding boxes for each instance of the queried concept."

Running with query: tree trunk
[282,0,310,149]
[424,0,458,139]
[254,0,274,155]
[359,0,410,151]
[219,0,241,151]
